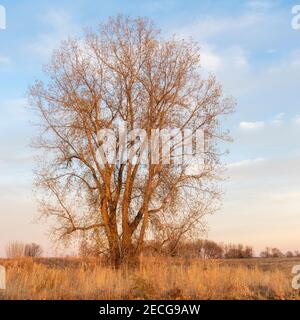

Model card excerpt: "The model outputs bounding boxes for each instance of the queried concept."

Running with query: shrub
[24,243,43,257]
[6,241,25,258]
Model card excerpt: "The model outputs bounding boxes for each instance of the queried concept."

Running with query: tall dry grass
[0,257,299,300]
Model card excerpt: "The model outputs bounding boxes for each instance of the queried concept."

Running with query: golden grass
[0,256,299,300]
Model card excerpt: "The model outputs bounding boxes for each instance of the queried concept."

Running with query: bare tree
[260,247,271,258]
[260,247,284,258]
[270,247,284,258]
[294,250,300,257]
[224,244,253,259]
[286,251,294,258]
[29,16,234,268]
[198,240,224,259]
[166,239,224,259]
[24,243,43,257]
[6,241,25,258]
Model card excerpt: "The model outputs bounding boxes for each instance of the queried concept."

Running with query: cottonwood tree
[24,243,43,257]
[29,16,234,267]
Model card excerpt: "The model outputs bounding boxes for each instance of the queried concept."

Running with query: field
[0,257,300,300]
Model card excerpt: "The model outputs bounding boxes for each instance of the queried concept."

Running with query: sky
[0,0,300,256]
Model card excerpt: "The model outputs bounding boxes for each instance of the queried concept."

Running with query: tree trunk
[121,248,140,269]
[111,247,122,269]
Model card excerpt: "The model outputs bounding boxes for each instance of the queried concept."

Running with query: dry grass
[0,257,299,300]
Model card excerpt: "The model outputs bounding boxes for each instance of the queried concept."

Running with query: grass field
[0,257,300,300]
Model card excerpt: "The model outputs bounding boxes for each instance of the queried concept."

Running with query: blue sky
[1,0,300,256]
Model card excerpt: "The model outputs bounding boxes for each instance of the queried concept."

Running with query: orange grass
[0,257,299,300]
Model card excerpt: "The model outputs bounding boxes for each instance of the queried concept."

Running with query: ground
[0,257,299,300]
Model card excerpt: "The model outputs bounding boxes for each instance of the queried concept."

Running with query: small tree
[260,247,284,258]
[198,240,224,259]
[294,250,300,257]
[6,241,25,258]
[271,247,284,258]
[24,243,43,257]
[286,251,294,258]
[224,244,253,259]
[260,247,271,258]
[243,246,254,258]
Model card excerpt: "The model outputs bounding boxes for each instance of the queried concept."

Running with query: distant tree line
[6,240,299,260]
[5,242,43,258]
[260,247,300,258]
[141,240,254,259]
[79,238,253,259]
[79,238,300,260]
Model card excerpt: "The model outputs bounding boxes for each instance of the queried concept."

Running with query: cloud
[173,7,298,101]
[0,153,33,168]
[177,13,264,42]
[244,0,276,11]
[2,97,27,109]
[200,44,249,73]
[28,9,79,58]
[228,158,265,168]
[228,155,300,180]
[0,98,28,120]
[140,0,178,14]
[266,112,285,126]
[239,112,300,133]
[294,116,300,125]
[239,121,265,130]
[200,45,223,71]
[0,55,11,66]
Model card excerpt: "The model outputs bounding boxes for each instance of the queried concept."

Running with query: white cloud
[0,98,28,118]
[199,44,249,76]
[228,155,300,186]
[274,112,285,119]
[294,116,300,125]
[239,121,265,130]
[177,14,263,42]
[28,9,79,58]
[0,55,11,66]
[200,45,222,71]
[228,158,265,168]
[238,113,290,131]
[244,0,276,11]
[173,8,295,99]
[271,112,285,126]
[140,0,177,13]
